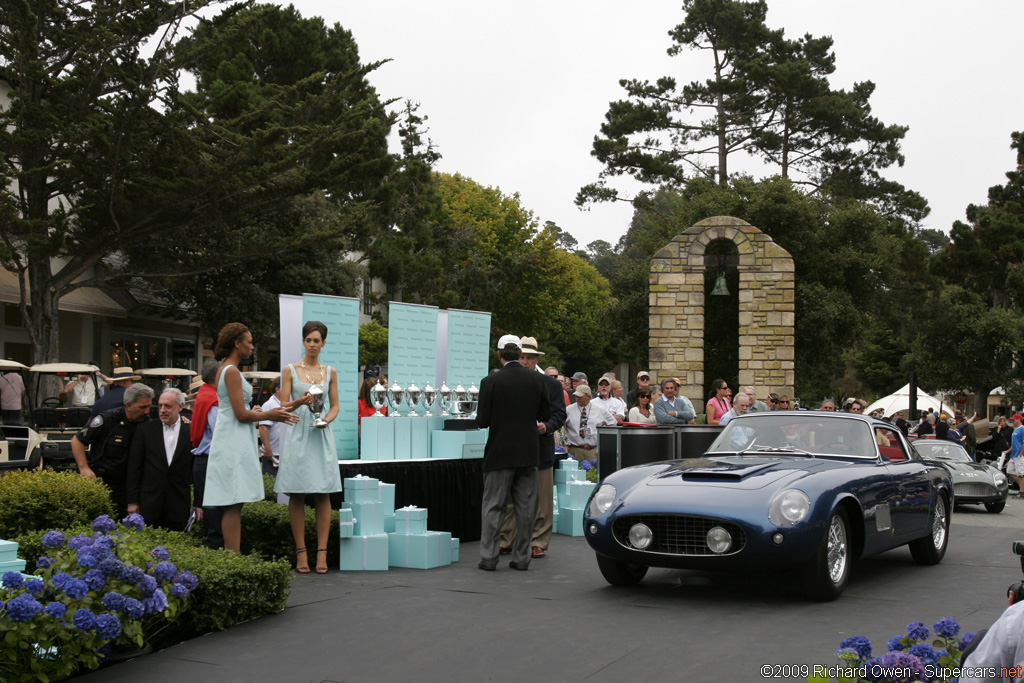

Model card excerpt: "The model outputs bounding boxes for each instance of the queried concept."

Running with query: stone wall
[649,216,794,405]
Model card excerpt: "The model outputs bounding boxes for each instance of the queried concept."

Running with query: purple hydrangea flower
[153,561,177,583]
[879,651,927,681]
[94,613,122,640]
[174,571,198,591]
[908,643,939,669]
[36,556,52,569]
[101,592,126,612]
[50,571,71,590]
[123,597,144,619]
[886,636,905,652]
[580,459,592,471]
[906,622,929,641]
[82,569,106,592]
[44,601,67,619]
[169,583,189,599]
[91,534,116,549]
[122,566,145,586]
[2,571,24,589]
[838,636,872,661]
[92,515,117,533]
[960,632,976,652]
[62,578,89,600]
[72,608,97,632]
[6,594,44,622]
[98,557,126,580]
[76,551,98,568]
[41,530,66,548]
[122,513,145,530]
[139,574,158,596]
[151,546,170,561]
[67,534,92,551]
[23,578,45,595]
[142,588,168,615]
[934,617,960,638]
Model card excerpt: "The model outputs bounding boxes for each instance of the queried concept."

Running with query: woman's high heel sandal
[315,548,329,574]
[295,547,310,574]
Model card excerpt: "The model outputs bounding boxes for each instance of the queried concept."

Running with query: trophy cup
[387,381,405,417]
[307,386,328,429]
[452,382,470,419]
[406,382,422,417]
[423,382,436,417]
[371,382,388,417]
[438,381,452,418]
[467,383,480,420]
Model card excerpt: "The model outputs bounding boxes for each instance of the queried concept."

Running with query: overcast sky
[285,1,1023,248]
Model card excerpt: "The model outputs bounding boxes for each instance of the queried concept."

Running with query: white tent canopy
[864,384,954,419]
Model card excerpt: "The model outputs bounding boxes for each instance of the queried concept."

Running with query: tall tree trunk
[27,260,62,365]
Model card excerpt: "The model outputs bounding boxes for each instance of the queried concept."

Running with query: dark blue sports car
[584,412,954,600]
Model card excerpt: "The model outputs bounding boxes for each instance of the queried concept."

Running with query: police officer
[72,383,154,517]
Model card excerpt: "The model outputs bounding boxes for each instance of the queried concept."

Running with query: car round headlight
[769,489,811,527]
[995,473,1007,487]
[628,523,653,550]
[589,484,616,516]
[706,526,732,554]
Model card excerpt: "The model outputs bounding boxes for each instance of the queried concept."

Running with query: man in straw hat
[90,366,141,418]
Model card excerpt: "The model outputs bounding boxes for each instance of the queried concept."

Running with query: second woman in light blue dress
[275,320,342,574]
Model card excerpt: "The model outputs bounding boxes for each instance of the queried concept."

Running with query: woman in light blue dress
[275,320,342,574]
[205,323,297,553]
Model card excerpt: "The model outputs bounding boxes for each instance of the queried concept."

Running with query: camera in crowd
[1008,541,1024,604]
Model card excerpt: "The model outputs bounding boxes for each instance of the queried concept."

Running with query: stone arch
[649,216,794,405]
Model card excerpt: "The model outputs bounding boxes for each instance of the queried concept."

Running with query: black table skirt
[333,459,484,542]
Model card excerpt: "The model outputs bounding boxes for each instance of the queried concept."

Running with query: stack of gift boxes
[338,475,459,571]
[554,458,596,537]
[0,539,26,574]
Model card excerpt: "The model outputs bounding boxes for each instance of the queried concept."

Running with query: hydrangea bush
[810,618,975,683]
[581,459,599,483]
[0,514,197,682]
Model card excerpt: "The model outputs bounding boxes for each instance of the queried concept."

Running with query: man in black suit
[126,388,199,531]
[499,336,567,559]
[475,334,552,571]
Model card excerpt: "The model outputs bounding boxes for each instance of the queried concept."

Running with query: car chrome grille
[955,482,997,498]
[611,514,747,556]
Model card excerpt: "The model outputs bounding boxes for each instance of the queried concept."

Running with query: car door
[878,425,931,538]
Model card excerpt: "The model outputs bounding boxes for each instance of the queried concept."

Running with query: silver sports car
[911,440,1009,513]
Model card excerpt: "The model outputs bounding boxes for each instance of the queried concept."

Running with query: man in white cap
[626,370,652,411]
[563,385,616,461]
[90,366,141,418]
[499,337,566,559]
[475,334,551,571]
[594,374,626,424]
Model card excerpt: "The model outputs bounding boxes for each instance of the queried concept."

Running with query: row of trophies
[369,381,479,419]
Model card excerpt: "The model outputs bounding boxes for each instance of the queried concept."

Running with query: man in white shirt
[593,375,626,424]
[718,393,751,426]
[563,385,616,461]
[259,378,288,476]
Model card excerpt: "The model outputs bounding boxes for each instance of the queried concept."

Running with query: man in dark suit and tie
[475,334,552,571]
[126,388,199,531]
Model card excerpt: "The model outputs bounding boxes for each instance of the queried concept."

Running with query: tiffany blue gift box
[342,501,385,536]
[557,507,586,537]
[559,481,597,510]
[339,534,389,571]
[384,513,396,534]
[377,482,396,514]
[451,538,460,563]
[394,506,428,535]
[343,476,379,504]
[558,458,580,471]
[0,539,19,562]
[338,508,356,539]
[388,531,450,569]
[0,558,27,573]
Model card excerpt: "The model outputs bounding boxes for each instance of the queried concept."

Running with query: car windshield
[911,441,971,463]
[707,413,878,458]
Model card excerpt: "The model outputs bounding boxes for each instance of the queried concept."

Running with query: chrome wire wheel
[931,496,947,549]
[827,514,848,584]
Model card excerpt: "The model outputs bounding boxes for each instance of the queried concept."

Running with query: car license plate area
[611,514,747,555]
[954,482,996,498]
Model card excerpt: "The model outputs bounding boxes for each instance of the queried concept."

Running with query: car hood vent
[647,457,816,490]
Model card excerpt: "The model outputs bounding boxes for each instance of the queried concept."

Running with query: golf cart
[242,371,280,408]
[0,359,42,471]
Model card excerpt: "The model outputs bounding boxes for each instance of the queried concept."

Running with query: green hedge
[240,499,340,567]
[0,470,113,538]
[15,524,291,645]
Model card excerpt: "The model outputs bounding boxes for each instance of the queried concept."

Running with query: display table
[335,458,483,542]
[596,424,723,480]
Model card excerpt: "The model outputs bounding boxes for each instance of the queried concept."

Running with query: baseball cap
[636,370,650,380]
[1013,414,1023,421]
[574,385,592,397]
[571,372,588,382]
[496,334,522,350]
[598,377,611,385]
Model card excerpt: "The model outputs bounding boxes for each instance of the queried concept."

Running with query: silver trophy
[387,381,405,417]
[423,382,436,416]
[371,382,388,417]
[452,382,472,419]
[438,381,452,417]
[467,383,480,419]
[308,386,328,429]
[406,382,422,417]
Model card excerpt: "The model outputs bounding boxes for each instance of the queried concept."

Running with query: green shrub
[0,469,113,538]
[15,523,291,646]
[241,499,340,566]
[263,473,276,501]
